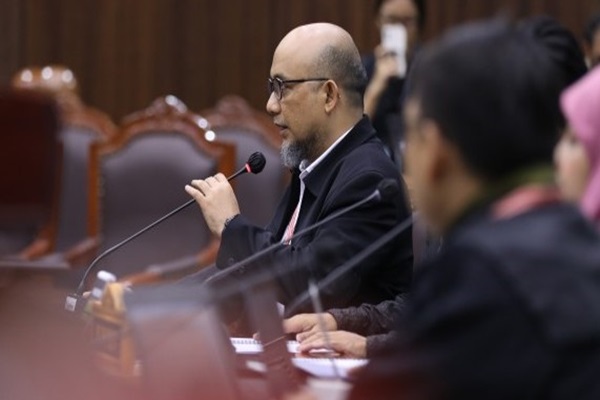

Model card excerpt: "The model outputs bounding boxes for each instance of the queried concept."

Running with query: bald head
[275,23,367,109]
[280,23,355,51]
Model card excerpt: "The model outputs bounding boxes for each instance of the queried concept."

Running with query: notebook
[231,337,369,379]
[230,337,299,354]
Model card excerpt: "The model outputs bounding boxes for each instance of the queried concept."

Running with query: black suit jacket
[352,201,600,400]
[216,116,413,313]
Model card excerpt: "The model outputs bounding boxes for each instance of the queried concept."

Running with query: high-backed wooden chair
[86,95,235,279]
[201,95,287,227]
[10,66,116,259]
[0,90,60,256]
[12,64,81,111]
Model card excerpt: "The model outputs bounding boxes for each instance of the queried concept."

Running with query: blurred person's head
[556,66,600,224]
[266,23,368,169]
[583,13,600,68]
[375,0,425,55]
[403,19,563,234]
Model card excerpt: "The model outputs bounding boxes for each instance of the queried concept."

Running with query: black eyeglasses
[267,77,329,100]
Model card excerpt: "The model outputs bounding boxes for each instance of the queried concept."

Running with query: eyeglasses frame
[267,77,330,100]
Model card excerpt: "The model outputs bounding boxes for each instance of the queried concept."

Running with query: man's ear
[323,80,340,114]
[421,121,452,183]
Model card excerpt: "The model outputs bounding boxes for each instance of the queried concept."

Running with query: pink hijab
[561,66,600,224]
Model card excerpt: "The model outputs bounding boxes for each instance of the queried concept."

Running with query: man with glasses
[185,23,412,317]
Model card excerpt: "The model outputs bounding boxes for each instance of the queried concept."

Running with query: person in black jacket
[349,19,600,400]
[185,23,413,315]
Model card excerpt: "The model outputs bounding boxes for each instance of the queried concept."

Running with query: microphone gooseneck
[284,213,415,315]
[65,152,266,312]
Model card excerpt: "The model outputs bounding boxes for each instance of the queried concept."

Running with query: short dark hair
[583,13,600,45]
[518,16,587,130]
[519,16,587,87]
[375,0,426,31]
[316,45,368,109]
[408,19,563,181]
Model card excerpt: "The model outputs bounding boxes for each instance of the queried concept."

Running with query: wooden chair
[0,90,60,256]
[84,95,235,281]
[201,95,287,227]
[9,66,116,260]
[12,64,81,111]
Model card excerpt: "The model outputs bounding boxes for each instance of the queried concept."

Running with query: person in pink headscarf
[556,66,600,226]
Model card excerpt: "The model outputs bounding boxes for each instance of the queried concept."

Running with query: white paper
[292,358,368,380]
[230,337,299,354]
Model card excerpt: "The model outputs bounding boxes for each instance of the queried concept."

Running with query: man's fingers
[192,179,211,193]
[185,184,205,200]
[298,334,329,353]
[283,314,318,334]
[205,176,218,186]
[282,318,302,334]
[214,173,227,182]
[296,330,318,342]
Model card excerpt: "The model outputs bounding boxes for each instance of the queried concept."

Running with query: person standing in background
[583,13,600,68]
[363,0,425,161]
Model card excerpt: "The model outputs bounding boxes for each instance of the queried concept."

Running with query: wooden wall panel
[1,0,599,121]
[421,0,600,40]
[0,0,21,85]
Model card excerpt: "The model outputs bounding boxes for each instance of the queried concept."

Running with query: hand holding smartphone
[380,23,408,78]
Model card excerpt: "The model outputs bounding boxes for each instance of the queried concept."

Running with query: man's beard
[280,133,321,169]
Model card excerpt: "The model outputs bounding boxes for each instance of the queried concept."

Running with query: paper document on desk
[231,337,300,354]
[292,357,368,379]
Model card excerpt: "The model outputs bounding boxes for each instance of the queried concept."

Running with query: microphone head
[246,152,266,174]
[376,178,400,202]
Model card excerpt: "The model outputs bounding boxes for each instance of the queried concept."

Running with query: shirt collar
[299,125,355,180]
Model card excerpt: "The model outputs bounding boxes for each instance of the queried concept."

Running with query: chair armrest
[17,237,52,260]
[62,236,101,267]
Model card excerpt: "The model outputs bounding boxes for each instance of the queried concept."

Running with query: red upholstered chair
[84,95,235,281]
[201,95,287,227]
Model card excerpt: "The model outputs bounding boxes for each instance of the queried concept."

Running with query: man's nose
[266,91,280,115]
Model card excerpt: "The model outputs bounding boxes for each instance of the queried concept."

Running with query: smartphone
[381,23,408,77]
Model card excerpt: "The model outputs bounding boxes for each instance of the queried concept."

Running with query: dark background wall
[1,0,599,121]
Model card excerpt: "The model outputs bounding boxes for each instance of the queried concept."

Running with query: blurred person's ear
[419,120,450,184]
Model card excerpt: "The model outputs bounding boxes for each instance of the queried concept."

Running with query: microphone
[284,213,415,316]
[204,178,400,287]
[64,152,266,312]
